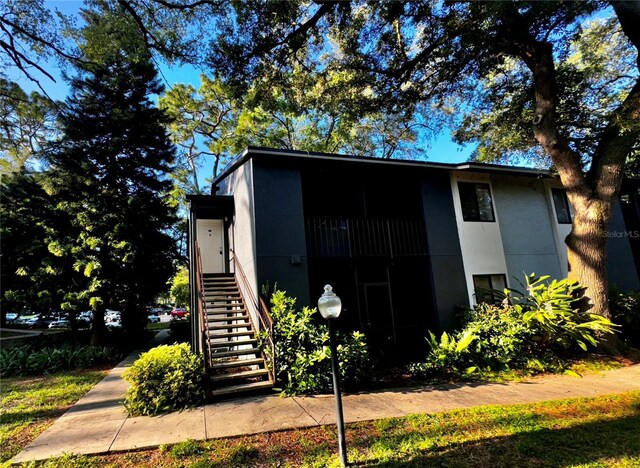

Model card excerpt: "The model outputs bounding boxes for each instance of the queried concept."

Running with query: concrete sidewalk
[11,349,640,464]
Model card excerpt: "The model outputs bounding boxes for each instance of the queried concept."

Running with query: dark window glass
[552,189,572,224]
[458,182,495,222]
[473,274,507,304]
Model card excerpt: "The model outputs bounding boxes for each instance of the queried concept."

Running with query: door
[196,219,225,273]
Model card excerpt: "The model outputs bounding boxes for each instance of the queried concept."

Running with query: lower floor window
[473,274,507,304]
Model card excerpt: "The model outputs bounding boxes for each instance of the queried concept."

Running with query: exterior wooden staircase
[201,273,274,398]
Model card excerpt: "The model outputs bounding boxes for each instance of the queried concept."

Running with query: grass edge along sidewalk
[0,369,109,464]
[9,391,640,467]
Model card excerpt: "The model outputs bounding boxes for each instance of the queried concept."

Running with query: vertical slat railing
[229,249,276,384]
[194,241,212,397]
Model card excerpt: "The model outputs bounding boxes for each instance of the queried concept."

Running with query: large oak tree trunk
[565,198,612,319]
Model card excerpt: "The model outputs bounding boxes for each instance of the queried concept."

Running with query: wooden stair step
[207,315,249,323]
[206,309,247,315]
[208,330,254,338]
[209,347,261,359]
[209,380,273,397]
[207,322,251,330]
[205,297,242,306]
[210,368,269,382]
[210,338,257,348]
[210,358,264,370]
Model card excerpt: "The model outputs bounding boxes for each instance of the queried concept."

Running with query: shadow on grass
[0,407,69,426]
[355,414,640,467]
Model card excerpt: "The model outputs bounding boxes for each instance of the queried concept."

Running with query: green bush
[610,288,640,347]
[410,274,617,379]
[259,290,372,396]
[122,344,204,416]
[0,344,121,377]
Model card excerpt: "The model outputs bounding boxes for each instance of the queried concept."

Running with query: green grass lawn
[0,369,108,464]
[147,321,170,331]
[23,391,640,468]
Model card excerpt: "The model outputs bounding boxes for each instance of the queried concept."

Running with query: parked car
[5,312,18,323]
[147,314,160,324]
[170,307,188,319]
[79,310,93,320]
[13,316,34,328]
[106,320,122,329]
[49,319,70,329]
[25,315,54,329]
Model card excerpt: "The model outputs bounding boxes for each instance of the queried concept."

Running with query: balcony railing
[306,217,427,258]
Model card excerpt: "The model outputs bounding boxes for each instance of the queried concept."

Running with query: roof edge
[211,146,554,186]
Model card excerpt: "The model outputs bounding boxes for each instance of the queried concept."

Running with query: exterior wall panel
[421,175,469,331]
[607,200,640,290]
[492,176,564,285]
[253,161,310,306]
[222,160,258,321]
[451,172,508,305]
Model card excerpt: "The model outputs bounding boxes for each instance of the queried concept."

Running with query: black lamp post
[318,284,348,467]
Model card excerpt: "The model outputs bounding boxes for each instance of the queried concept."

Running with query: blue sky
[11,1,475,187]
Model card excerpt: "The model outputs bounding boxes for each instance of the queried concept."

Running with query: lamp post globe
[318,284,342,319]
[318,284,347,467]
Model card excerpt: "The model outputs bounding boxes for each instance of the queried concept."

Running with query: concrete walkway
[11,348,640,464]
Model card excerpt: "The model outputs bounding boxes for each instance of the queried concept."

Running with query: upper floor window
[552,189,572,224]
[458,182,495,222]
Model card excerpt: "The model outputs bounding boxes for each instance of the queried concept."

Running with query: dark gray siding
[608,200,640,290]
[491,176,564,284]
[252,161,310,306]
[421,174,468,330]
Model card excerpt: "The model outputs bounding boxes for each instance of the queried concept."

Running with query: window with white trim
[473,274,507,304]
[458,182,495,222]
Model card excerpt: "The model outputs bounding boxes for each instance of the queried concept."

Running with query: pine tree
[45,50,177,343]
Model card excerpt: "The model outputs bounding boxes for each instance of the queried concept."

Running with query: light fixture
[317,284,347,467]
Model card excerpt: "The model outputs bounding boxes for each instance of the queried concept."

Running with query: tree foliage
[0,170,79,322]
[194,1,640,323]
[0,79,58,174]
[40,8,177,341]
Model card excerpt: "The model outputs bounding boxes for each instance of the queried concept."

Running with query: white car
[148,314,160,324]
[49,320,70,329]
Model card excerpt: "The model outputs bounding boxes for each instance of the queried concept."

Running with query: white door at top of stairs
[197,219,224,273]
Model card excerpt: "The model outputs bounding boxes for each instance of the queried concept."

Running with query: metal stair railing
[229,248,276,385]
[194,241,212,397]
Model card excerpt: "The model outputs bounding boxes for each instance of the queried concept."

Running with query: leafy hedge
[0,343,121,377]
[410,274,617,379]
[259,290,371,396]
[610,288,640,347]
[123,344,204,416]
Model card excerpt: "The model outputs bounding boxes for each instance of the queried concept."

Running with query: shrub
[259,290,372,396]
[123,344,204,415]
[0,344,121,377]
[610,288,640,347]
[410,274,617,379]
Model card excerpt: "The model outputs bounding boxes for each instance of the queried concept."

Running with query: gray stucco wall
[607,200,640,290]
[421,174,469,331]
[252,161,310,306]
[491,176,564,285]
